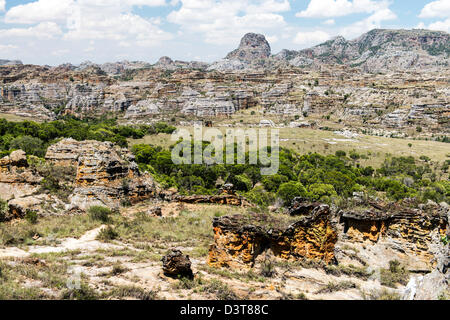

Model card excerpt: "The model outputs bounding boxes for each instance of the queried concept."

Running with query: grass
[325,264,373,280]
[0,113,42,123]
[379,260,409,288]
[0,214,102,247]
[199,279,238,300]
[316,281,358,294]
[129,125,450,169]
[106,285,158,300]
[363,288,401,300]
[96,225,119,241]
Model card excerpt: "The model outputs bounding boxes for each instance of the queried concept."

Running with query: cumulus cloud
[417,19,450,33]
[167,0,290,45]
[296,0,390,18]
[3,0,171,47]
[0,0,5,12]
[0,22,63,39]
[293,30,330,47]
[5,0,168,24]
[339,7,397,38]
[5,0,74,24]
[419,0,450,19]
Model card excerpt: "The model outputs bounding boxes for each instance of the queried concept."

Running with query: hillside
[276,29,450,73]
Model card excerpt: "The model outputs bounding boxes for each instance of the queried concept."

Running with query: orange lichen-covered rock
[208,215,267,268]
[340,201,448,270]
[208,209,338,269]
[270,208,338,264]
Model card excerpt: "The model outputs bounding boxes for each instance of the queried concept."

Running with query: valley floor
[0,201,408,300]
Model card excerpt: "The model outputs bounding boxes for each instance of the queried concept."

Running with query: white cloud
[296,0,391,18]
[5,0,74,24]
[64,11,173,46]
[3,0,172,47]
[5,0,167,24]
[0,0,5,12]
[0,22,63,39]
[339,7,397,38]
[419,0,450,19]
[293,30,330,46]
[167,0,290,45]
[323,19,336,25]
[417,18,450,33]
[0,44,18,50]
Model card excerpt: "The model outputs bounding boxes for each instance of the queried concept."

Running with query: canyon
[0,29,448,301]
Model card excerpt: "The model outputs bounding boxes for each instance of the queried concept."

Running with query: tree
[10,136,46,157]
[307,183,337,201]
[277,181,307,205]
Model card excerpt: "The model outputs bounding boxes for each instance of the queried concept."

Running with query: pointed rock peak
[156,56,174,66]
[226,33,271,62]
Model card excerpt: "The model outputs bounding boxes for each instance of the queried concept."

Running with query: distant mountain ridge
[0,59,23,66]
[2,29,448,74]
[275,29,450,72]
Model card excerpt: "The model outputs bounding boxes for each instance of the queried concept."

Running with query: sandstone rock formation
[277,29,450,73]
[208,208,338,268]
[0,150,42,201]
[161,249,194,279]
[209,199,448,278]
[46,138,158,210]
[226,33,271,63]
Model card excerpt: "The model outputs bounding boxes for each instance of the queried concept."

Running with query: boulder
[161,249,194,279]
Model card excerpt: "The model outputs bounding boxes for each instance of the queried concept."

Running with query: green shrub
[24,210,38,224]
[0,199,8,222]
[230,174,253,192]
[10,136,46,157]
[307,183,337,202]
[88,206,111,222]
[97,225,118,241]
[380,260,409,288]
[335,150,346,157]
[62,283,98,300]
[244,186,275,207]
[277,181,307,205]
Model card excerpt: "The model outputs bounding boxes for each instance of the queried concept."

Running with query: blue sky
[0,0,448,65]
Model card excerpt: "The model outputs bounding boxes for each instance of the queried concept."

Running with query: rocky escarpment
[0,150,42,202]
[46,138,158,210]
[226,33,271,63]
[208,33,272,72]
[209,198,449,293]
[0,139,159,219]
[0,59,22,66]
[0,150,69,220]
[208,207,338,268]
[277,29,450,73]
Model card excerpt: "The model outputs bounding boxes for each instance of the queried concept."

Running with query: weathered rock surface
[226,33,271,63]
[208,209,338,268]
[0,150,42,201]
[0,59,22,66]
[277,29,450,73]
[209,198,448,282]
[161,249,194,279]
[46,138,158,210]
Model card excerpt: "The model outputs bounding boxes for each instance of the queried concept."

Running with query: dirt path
[0,225,122,259]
